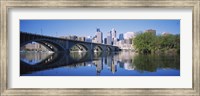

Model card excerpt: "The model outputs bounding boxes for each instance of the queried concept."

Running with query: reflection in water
[20,51,180,76]
[20,52,53,65]
[70,52,87,61]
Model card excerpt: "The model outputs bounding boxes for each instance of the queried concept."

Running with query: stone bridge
[20,32,120,52]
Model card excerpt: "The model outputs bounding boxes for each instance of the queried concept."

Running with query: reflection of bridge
[20,52,113,75]
[20,32,120,52]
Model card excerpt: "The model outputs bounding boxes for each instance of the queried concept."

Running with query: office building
[96,28,103,43]
[66,35,78,40]
[113,38,118,46]
[119,33,124,40]
[116,33,135,50]
[161,32,170,36]
[85,36,92,42]
[78,37,85,41]
[92,35,97,43]
[124,32,135,39]
[107,31,112,45]
[111,28,117,40]
[144,29,156,35]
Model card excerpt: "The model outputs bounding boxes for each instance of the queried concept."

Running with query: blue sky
[20,20,180,38]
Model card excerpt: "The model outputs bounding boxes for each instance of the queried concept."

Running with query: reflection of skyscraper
[111,59,117,73]
[94,59,103,75]
[107,56,112,69]
[118,61,124,68]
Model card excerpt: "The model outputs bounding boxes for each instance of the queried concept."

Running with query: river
[20,51,180,76]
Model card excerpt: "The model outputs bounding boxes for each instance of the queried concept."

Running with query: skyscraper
[97,28,101,32]
[107,31,112,45]
[119,33,124,40]
[113,38,118,46]
[111,28,117,39]
[111,28,117,45]
[96,28,103,43]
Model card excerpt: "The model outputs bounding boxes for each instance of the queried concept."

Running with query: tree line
[133,32,180,54]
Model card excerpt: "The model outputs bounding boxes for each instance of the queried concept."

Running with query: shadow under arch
[106,46,112,51]
[93,45,103,52]
[69,43,89,52]
[20,39,65,52]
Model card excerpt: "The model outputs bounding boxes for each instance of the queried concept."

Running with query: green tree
[133,32,157,54]
[133,32,180,54]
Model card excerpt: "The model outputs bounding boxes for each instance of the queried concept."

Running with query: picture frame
[0,0,199,95]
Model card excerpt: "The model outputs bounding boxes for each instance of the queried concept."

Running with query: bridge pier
[102,46,107,52]
[65,49,70,54]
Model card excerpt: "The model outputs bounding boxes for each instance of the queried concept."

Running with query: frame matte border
[0,0,199,96]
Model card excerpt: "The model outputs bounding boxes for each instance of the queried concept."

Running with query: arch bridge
[20,32,120,52]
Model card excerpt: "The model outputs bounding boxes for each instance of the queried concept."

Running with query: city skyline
[20,20,180,38]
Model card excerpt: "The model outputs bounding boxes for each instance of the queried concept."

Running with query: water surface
[20,51,180,76]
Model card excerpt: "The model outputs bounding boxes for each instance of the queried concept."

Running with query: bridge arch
[106,46,112,51]
[93,45,103,52]
[69,43,89,52]
[20,39,65,52]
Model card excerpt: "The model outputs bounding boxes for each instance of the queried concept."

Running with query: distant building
[23,42,48,51]
[124,32,135,39]
[124,39,132,44]
[96,28,103,43]
[92,35,97,43]
[104,38,107,44]
[107,31,112,45]
[78,37,85,41]
[96,28,101,32]
[113,38,118,46]
[66,35,78,40]
[116,37,134,50]
[85,36,92,42]
[162,32,170,36]
[121,32,135,50]
[145,29,156,35]
[119,33,124,40]
[59,36,68,39]
[111,28,117,40]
